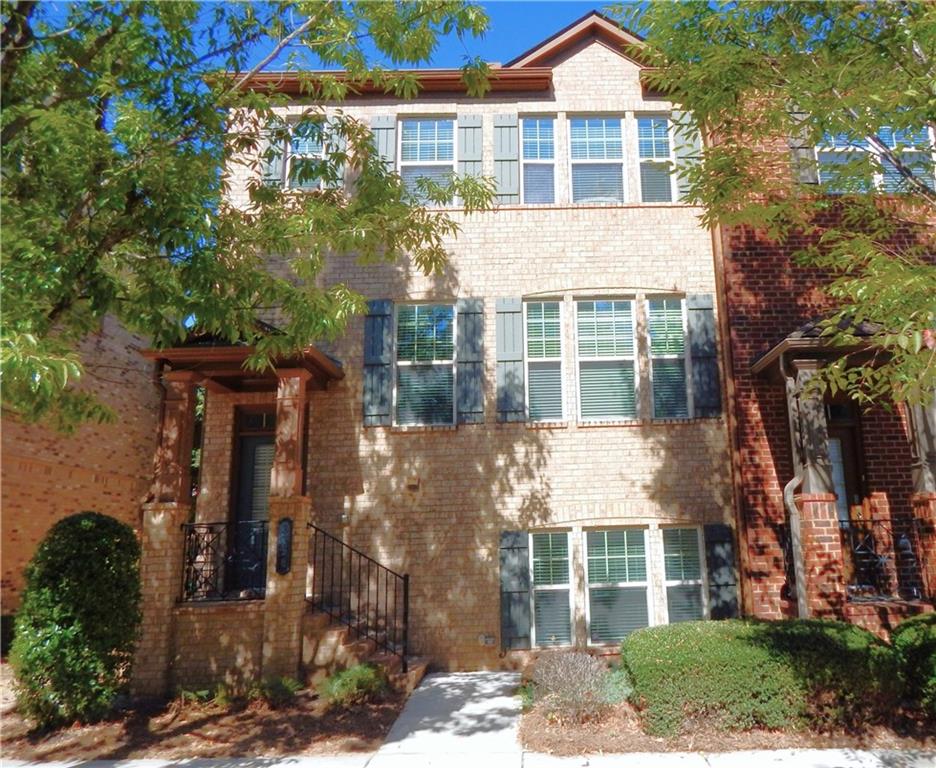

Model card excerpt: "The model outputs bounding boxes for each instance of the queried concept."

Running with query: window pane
[400,119,454,163]
[587,530,646,583]
[817,151,872,194]
[569,118,623,160]
[526,301,561,358]
[529,361,563,421]
[401,166,455,201]
[534,589,571,646]
[881,152,935,193]
[663,528,702,581]
[577,300,633,357]
[523,163,555,204]
[396,365,454,425]
[532,533,569,586]
[637,117,670,159]
[397,305,454,362]
[648,299,685,356]
[523,118,555,160]
[579,361,636,420]
[571,164,624,203]
[666,585,704,623]
[589,587,648,643]
[652,359,688,419]
[640,161,673,202]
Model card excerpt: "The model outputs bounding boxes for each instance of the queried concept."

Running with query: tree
[618,1,936,404]
[1,1,494,429]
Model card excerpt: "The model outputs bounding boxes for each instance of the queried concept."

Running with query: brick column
[913,492,936,599]
[132,370,198,697]
[795,493,847,618]
[865,492,898,597]
[261,370,313,679]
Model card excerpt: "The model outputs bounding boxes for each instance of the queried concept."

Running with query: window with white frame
[817,127,935,193]
[525,301,563,422]
[521,117,556,204]
[637,116,674,202]
[569,117,625,203]
[287,120,326,190]
[394,304,455,426]
[878,126,935,192]
[648,297,689,419]
[531,532,572,647]
[586,529,650,643]
[663,528,705,622]
[576,300,637,421]
[399,118,455,202]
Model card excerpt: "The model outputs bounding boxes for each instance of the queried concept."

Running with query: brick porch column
[132,370,198,697]
[907,402,936,599]
[864,492,898,597]
[795,492,847,618]
[913,493,936,599]
[262,370,313,679]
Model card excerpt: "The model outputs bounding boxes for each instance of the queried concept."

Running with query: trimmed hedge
[621,619,901,737]
[892,613,936,719]
[10,512,141,727]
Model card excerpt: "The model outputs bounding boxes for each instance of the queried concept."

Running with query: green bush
[621,619,901,737]
[892,613,936,719]
[318,663,388,707]
[10,512,141,727]
[250,676,303,708]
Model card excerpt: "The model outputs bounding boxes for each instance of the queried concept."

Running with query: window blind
[570,117,624,203]
[522,118,555,204]
[526,301,563,421]
[571,164,624,203]
[638,117,673,202]
[523,164,555,204]
[250,444,275,520]
[663,528,704,623]
[649,298,689,418]
[395,304,455,425]
[396,366,454,425]
[587,529,649,643]
[400,119,455,201]
[532,532,571,647]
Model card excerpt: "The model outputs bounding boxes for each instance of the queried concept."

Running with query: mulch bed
[519,703,936,756]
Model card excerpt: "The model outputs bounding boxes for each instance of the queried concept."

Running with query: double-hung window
[818,128,935,193]
[288,121,325,190]
[399,118,455,202]
[648,297,689,419]
[530,532,572,647]
[521,117,556,204]
[525,301,563,422]
[637,116,674,202]
[576,300,637,421]
[816,133,873,194]
[586,529,650,643]
[877,127,935,192]
[394,304,455,426]
[663,528,705,622]
[569,117,625,203]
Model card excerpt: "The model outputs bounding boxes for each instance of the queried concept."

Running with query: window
[648,297,689,419]
[521,117,555,204]
[816,133,873,194]
[637,116,674,202]
[877,127,935,192]
[531,532,572,647]
[525,301,563,422]
[569,117,624,203]
[663,528,705,622]
[576,300,637,421]
[586,529,650,643]
[288,121,325,190]
[399,118,455,201]
[817,127,935,193]
[394,304,455,426]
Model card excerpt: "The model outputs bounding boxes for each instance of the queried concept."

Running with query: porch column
[132,370,198,697]
[262,369,313,679]
[786,361,846,617]
[908,401,936,597]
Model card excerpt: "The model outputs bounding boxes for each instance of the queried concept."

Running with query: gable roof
[505,10,645,69]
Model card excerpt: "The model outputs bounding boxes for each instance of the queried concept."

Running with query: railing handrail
[308,523,407,581]
[181,518,269,602]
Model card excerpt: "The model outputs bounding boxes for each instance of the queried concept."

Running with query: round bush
[531,651,611,723]
[10,512,142,727]
[891,613,936,719]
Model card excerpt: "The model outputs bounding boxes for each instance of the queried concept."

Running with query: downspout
[779,352,809,618]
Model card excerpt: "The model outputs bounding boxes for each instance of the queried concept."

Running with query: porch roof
[751,317,880,379]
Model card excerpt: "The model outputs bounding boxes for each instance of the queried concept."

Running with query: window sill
[577,419,642,428]
[390,424,457,433]
[525,420,568,430]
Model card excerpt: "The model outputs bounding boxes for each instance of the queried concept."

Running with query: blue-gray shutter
[672,110,701,201]
[788,108,819,185]
[494,113,519,204]
[500,530,531,650]
[371,115,396,170]
[457,298,484,424]
[260,131,285,186]
[704,523,739,619]
[458,114,482,178]
[363,300,393,426]
[496,298,525,422]
[687,293,722,417]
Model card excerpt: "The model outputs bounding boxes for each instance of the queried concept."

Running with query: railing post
[402,573,410,674]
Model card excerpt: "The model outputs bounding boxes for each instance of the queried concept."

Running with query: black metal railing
[840,518,928,601]
[181,521,269,601]
[308,524,409,672]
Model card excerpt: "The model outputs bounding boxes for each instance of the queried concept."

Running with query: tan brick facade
[1,316,159,611]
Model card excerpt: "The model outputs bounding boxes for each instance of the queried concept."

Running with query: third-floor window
[399,118,455,202]
[521,117,556,204]
[569,117,625,204]
[637,116,674,202]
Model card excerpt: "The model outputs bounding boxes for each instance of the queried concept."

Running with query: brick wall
[1,317,159,611]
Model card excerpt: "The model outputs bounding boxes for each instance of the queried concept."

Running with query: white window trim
[397,116,457,203]
[523,299,565,423]
[661,526,709,624]
[573,297,639,424]
[636,113,678,203]
[647,295,694,420]
[583,527,653,647]
[815,125,936,191]
[391,302,458,427]
[529,530,574,649]
[520,116,557,205]
[567,115,627,205]
[285,117,328,191]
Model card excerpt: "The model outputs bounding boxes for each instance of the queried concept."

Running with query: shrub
[249,676,303,708]
[892,613,936,719]
[10,512,141,728]
[621,619,901,737]
[318,663,388,707]
[531,651,610,723]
